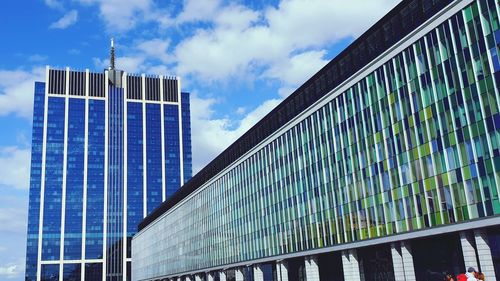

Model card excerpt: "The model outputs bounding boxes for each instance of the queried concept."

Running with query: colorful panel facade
[132,0,500,279]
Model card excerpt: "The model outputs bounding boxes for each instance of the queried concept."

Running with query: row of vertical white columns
[390,242,416,281]
[460,230,497,281]
[235,268,244,281]
[219,271,226,281]
[276,261,288,281]
[304,256,320,281]
[342,250,363,281]
[253,264,264,281]
[167,230,498,281]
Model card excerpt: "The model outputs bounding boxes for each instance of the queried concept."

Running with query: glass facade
[86,99,105,260]
[42,97,65,261]
[133,0,500,279]
[107,86,125,280]
[25,70,191,281]
[181,92,192,184]
[164,104,181,198]
[65,98,85,260]
[26,82,46,281]
[146,103,162,214]
[127,102,144,238]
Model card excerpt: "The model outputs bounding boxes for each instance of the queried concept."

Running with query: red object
[457,274,467,281]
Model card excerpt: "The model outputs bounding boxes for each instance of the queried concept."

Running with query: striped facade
[25,67,192,281]
[132,0,500,280]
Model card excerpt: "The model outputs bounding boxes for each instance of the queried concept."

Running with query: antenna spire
[110,38,115,70]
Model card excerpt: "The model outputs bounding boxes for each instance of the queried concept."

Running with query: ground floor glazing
[144,225,500,281]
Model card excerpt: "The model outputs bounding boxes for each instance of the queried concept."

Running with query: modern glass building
[133,0,500,280]
[25,66,192,281]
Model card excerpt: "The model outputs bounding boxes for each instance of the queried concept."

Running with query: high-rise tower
[25,42,192,281]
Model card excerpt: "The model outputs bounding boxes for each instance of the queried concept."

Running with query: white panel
[460,231,479,270]
[474,230,497,281]
[81,69,90,281]
[37,66,51,281]
[59,67,70,281]
[304,256,320,281]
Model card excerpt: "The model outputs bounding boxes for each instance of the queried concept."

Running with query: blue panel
[146,103,162,213]
[84,263,103,281]
[41,264,59,281]
[127,102,143,237]
[63,263,81,281]
[164,104,181,199]
[64,98,85,260]
[181,92,192,183]
[86,99,105,259]
[42,97,65,261]
[25,82,45,281]
[107,86,124,279]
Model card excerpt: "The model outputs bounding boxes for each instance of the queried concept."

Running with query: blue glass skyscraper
[25,63,192,281]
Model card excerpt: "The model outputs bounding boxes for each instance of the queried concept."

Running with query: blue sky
[0,0,400,279]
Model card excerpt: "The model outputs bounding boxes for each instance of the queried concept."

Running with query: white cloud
[0,67,45,119]
[77,0,153,31]
[176,0,222,24]
[264,50,329,97]
[172,0,399,84]
[44,0,63,10]
[50,10,78,29]
[28,54,48,62]
[87,0,400,89]
[136,39,171,63]
[93,55,146,74]
[265,0,399,49]
[236,107,246,115]
[190,94,281,173]
[0,146,31,190]
[214,4,260,30]
[0,206,27,235]
[0,264,22,279]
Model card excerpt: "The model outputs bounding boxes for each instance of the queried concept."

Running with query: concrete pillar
[186,276,193,281]
[207,273,214,281]
[195,274,203,281]
[254,264,264,281]
[391,243,405,281]
[391,242,416,281]
[177,277,182,281]
[474,229,497,280]
[342,251,352,281]
[235,268,244,281]
[304,256,320,281]
[219,271,227,281]
[460,231,479,271]
[401,241,416,281]
[342,249,364,281]
[277,260,289,281]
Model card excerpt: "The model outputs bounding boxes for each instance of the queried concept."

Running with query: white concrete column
[342,251,352,281]
[342,249,363,281]
[277,260,289,281]
[207,273,214,281]
[177,277,182,281]
[254,264,264,281]
[304,256,320,281]
[235,268,244,281]
[474,229,497,281]
[460,231,479,270]
[391,243,405,281]
[195,274,203,281]
[219,271,226,281]
[185,276,193,281]
[401,241,416,281]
